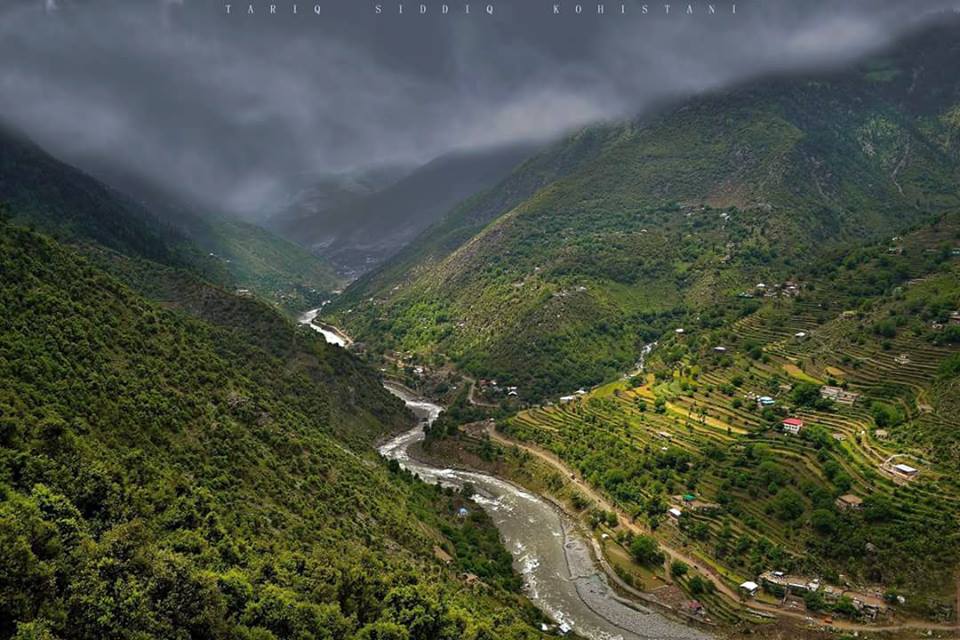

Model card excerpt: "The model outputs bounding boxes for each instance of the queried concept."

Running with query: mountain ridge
[269,142,541,276]
[327,19,960,399]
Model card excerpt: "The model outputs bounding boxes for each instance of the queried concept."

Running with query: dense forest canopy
[0,218,544,640]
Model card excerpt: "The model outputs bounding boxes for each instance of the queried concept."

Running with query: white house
[782,418,804,435]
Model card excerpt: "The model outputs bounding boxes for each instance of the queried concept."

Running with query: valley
[4,9,960,640]
[379,384,711,640]
[327,20,960,399]
[297,19,960,638]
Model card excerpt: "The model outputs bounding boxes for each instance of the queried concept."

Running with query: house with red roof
[782,417,804,435]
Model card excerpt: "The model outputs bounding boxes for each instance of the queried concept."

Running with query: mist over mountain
[268,142,538,276]
[330,17,960,397]
[0,0,956,221]
[0,122,341,311]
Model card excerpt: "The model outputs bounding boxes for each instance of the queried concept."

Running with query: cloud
[0,0,954,219]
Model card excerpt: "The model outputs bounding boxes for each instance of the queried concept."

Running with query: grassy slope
[195,216,341,312]
[0,220,543,640]
[329,21,960,400]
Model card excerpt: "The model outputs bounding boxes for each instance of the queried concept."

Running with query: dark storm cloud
[0,0,955,218]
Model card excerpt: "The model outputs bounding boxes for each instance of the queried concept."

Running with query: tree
[670,560,689,578]
[11,620,59,640]
[687,576,714,595]
[790,382,820,407]
[772,488,805,522]
[811,509,837,535]
[804,589,826,612]
[355,622,411,640]
[629,535,664,566]
[382,584,450,640]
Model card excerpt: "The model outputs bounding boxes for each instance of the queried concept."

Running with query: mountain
[269,143,540,277]
[0,126,341,310]
[0,217,545,639]
[0,123,188,267]
[270,164,414,229]
[327,19,960,400]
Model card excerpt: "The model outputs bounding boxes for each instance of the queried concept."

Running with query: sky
[0,0,956,219]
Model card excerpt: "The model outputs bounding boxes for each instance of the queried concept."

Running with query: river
[300,314,708,639]
[298,308,348,347]
[380,384,710,640]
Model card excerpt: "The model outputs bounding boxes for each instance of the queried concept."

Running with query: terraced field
[501,232,960,624]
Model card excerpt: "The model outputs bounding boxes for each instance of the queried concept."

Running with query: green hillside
[0,125,187,268]
[500,212,960,621]
[329,21,960,400]
[0,218,543,640]
[0,126,340,311]
[187,216,341,313]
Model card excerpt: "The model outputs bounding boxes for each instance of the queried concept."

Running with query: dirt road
[483,424,960,636]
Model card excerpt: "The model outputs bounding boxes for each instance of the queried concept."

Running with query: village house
[673,494,722,514]
[820,385,860,405]
[846,592,888,619]
[739,581,759,597]
[893,463,918,477]
[757,395,776,407]
[460,572,482,586]
[873,429,889,440]
[835,494,863,511]
[782,417,804,434]
[668,507,683,519]
[951,311,960,325]
[759,571,820,595]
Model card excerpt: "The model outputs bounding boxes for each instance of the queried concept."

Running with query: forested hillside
[0,125,188,267]
[0,218,544,640]
[0,126,340,310]
[328,20,960,399]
